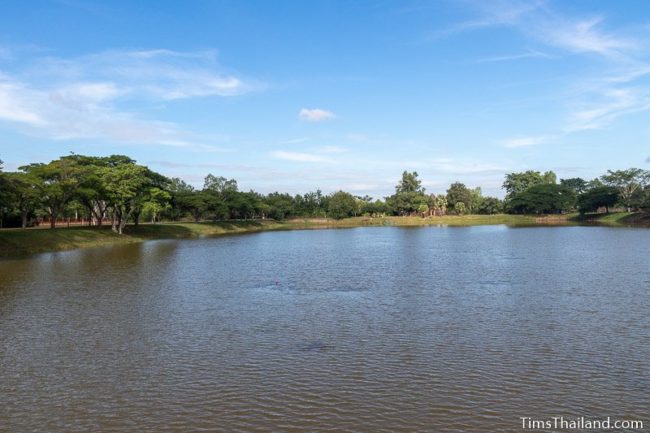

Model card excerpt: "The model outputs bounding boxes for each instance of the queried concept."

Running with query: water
[1,226,649,432]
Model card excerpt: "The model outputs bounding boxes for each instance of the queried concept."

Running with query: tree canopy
[0,153,648,230]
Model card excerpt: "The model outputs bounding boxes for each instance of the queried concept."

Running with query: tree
[560,178,588,194]
[468,187,483,213]
[601,168,650,212]
[328,191,358,219]
[100,163,151,234]
[476,197,503,215]
[362,199,388,217]
[19,157,82,228]
[417,203,429,217]
[179,190,213,222]
[446,182,472,211]
[168,177,196,221]
[386,171,428,215]
[142,188,172,223]
[3,172,42,228]
[454,202,466,215]
[265,192,295,220]
[508,184,575,214]
[0,158,6,228]
[204,174,238,195]
[502,170,557,198]
[576,186,619,214]
[430,194,447,216]
[395,171,425,194]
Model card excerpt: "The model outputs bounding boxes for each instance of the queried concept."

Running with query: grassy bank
[1,212,648,257]
[0,220,288,257]
[569,211,650,226]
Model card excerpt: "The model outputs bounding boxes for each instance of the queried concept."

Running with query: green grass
[1,212,648,257]
[0,220,288,257]
[569,211,650,226]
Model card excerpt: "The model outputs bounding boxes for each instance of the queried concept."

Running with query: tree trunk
[111,206,118,233]
[21,210,28,229]
[50,211,57,229]
[118,210,131,235]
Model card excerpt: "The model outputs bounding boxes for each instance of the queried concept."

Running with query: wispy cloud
[427,158,507,175]
[319,145,349,153]
[566,87,650,131]
[431,0,544,40]
[283,137,311,144]
[537,16,637,58]
[476,48,554,63]
[346,133,369,142]
[502,135,557,148]
[30,49,254,99]
[0,48,255,149]
[271,150,333,163]
[448,1,650,138]
[298,108,336,122]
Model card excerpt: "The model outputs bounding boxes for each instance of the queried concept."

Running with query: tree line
[0,154,648,230]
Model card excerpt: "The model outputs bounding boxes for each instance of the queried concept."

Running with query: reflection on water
[1,226,649,432]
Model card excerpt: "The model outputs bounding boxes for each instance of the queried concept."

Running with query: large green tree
[601,168,650,212]
[3,172,42,228]
[446,182,472,212]
[560,178,588,194]
[508,184,575,214]
[386,171,428,215]
[100,163,151,234]
[502,170,557,199]
[328,191,359,219]
[576,186,619,214]
[19,157,83,228]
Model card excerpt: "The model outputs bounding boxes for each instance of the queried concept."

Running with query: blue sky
[1,0,649,198]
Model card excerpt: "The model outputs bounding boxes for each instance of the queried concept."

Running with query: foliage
[576,186,619,214]
[386,171,428,215]
[508,184,575,214]
[328,191,359,219]
[476,196,503,215]
[1,153,649,231]
[446,182,471,210]
[431,194,447,216]
[502,170,557,199]
[560,177,588,194]
[601,168,650,211]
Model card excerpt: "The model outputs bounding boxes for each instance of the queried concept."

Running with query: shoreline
[1,212,648,258]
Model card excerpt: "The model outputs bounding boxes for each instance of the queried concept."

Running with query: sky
[0,0,649,198]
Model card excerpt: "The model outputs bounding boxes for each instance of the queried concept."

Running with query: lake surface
[1,226,649,432]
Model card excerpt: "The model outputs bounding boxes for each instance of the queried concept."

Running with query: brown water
[1,226,649,432]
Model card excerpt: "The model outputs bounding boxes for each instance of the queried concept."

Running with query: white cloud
[566,87,650,131]
[502,135,557,148]
[346,133,369,142]
[476,48,554,63]
[298,108,336,122]
[283,137,311,144]
[428,158,507,174]
[0,82,45,125]
[320,145,349,153]
[0,48,254,149]
[31,49,254,99]
[446,2,650,137]
[271,150,333,163]
[539,17,636,58]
